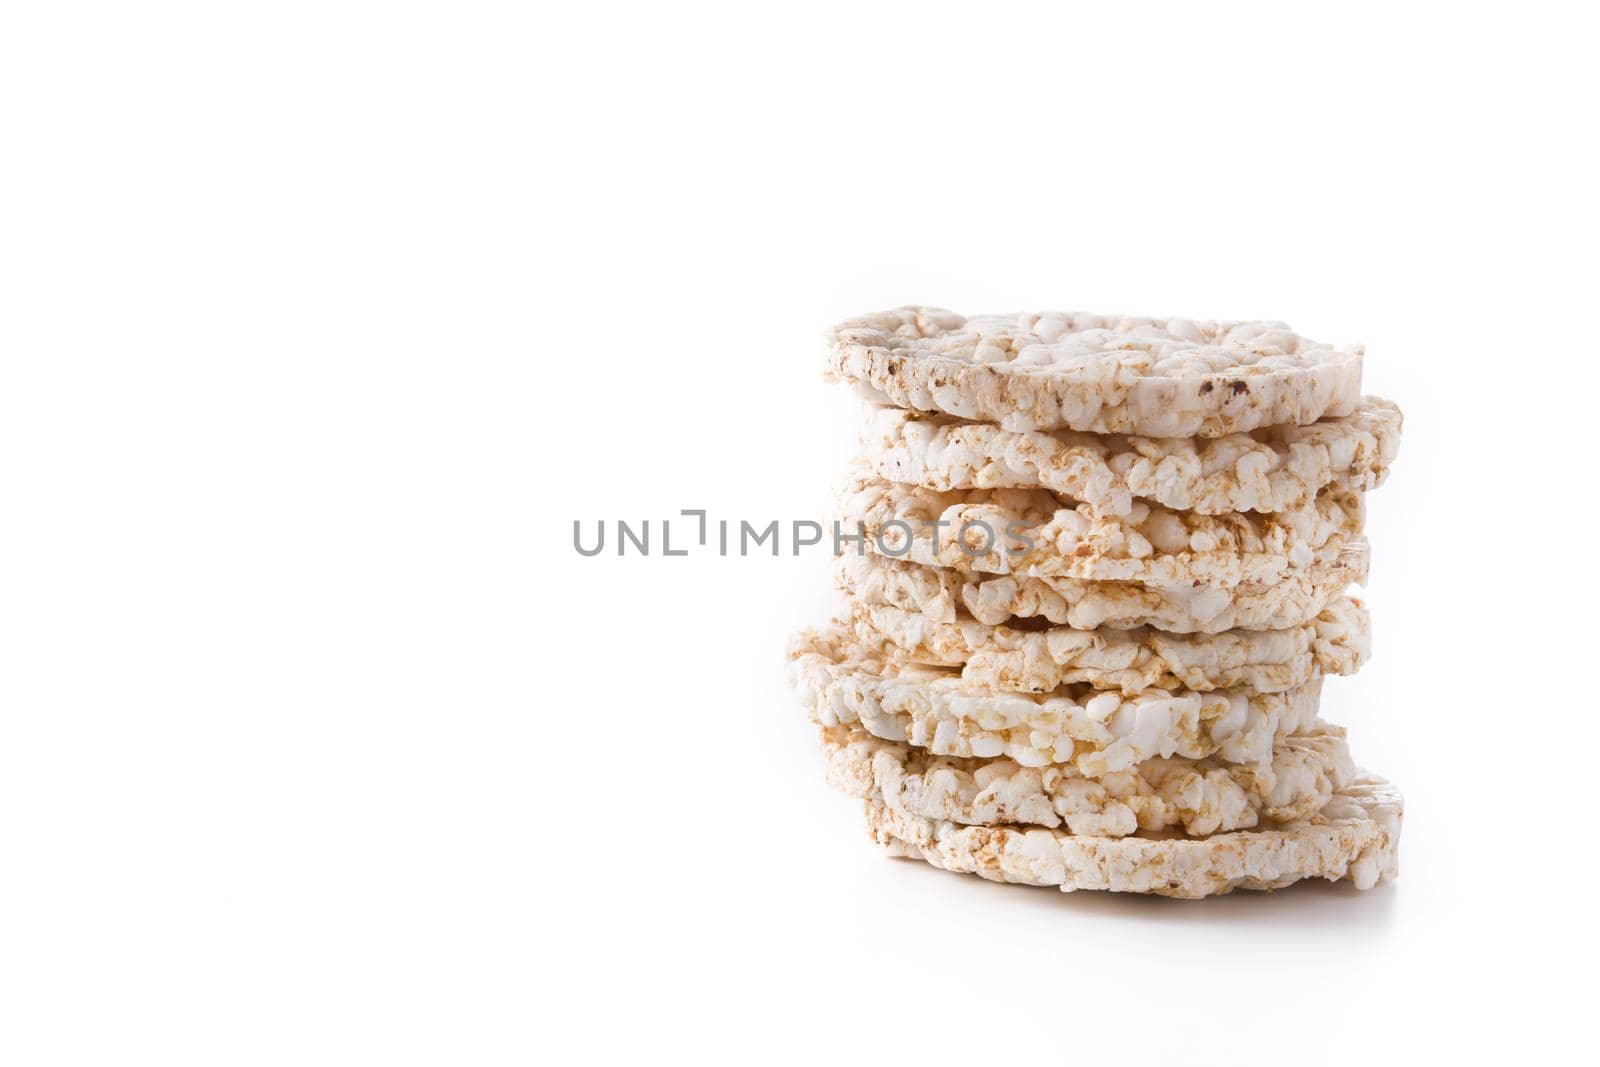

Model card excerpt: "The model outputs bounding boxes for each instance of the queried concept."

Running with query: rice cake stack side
[789,306,1405,899]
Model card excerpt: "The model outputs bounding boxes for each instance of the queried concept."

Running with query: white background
[2,2,1597,1063]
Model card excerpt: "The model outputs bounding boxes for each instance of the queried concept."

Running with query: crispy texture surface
[826,307,1364,437]
[835,465,1363,587]
[836,540,1368,633]
[848,595,1368,695]
[859,396,1400,516]
[820,722,1355,837]
[865,775,1401,898]
[788,626,1322,775]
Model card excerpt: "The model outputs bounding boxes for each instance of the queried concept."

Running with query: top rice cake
[825,306,1364,437]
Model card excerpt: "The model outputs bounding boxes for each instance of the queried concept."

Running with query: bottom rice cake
[864,776,1401,899]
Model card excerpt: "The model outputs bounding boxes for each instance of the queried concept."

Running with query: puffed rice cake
[865,775,1402,899]
[847,594,1368,695]
[835,464,1363,586]
[788,626,1323,776]
[819,722,1355,837]
[826,307,1364,437]
[859,395,1400,516]
[836,540,1369,633]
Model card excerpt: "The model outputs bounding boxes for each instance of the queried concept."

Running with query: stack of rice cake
[787,307,1404,899]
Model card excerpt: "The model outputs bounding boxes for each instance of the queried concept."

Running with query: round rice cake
[836,542,1368,633]
[859,395,1401,516]
[848,594,1368,695]
[825,306,1365,437]
[819,721,1355,837]
[836,465,1362,587]
[787,626,1323,775]
[864,775,1402,898]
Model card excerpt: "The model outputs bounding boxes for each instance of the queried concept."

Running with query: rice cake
[859,395,1400,516]
[865,775,1402,898]
[826,307,1364,437]
[820,721,1354,837]
[788,626,1323,775]
[836,465,1362,587]
[848,595,1367,695]
[835,542,1368,633]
